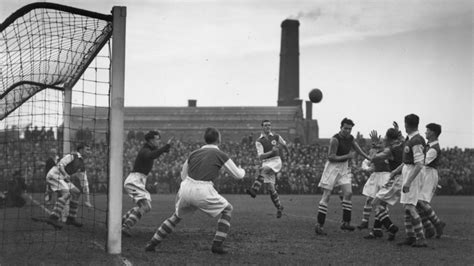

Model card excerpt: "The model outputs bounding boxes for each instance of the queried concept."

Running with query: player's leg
[397,204,417,246]
[246,167,265,198]
[357,197,373,230]
[145,212,182,252]
[265,176,284,218]
[315,188,331,235]
[65,185,83,227]
[122,198,151,236]
[340,183,355,231]
[377,203,398,241]
[417,200,445,238]
[211,203,233,254]
[416,201,435,238]
[47,189,70,229]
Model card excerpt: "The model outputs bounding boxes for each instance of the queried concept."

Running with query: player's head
[384,128,400,145]
[49,148,57,157]
[339,118,354,137]
[145,130,161,147]
[204,127,221,145]
[76,142,91,155]
[261,120,272,134]
[404,113,419,133]
[425,123,441,140]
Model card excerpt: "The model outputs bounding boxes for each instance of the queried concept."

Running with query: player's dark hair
[144,130,160,141]
[385,128,399,141]
[76,142,89,152]
[340,117,355,128]
[261,119,271,126]
[404,114,419,129]
[426,123,442,137]
[204,127,220,144]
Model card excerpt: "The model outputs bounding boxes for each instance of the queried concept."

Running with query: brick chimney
[277,19,300,107]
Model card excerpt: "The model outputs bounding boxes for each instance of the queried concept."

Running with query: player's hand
[369,130,381,143]
[402,184,410,193]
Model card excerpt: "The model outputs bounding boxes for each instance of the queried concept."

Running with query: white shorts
[262,157,282,173]
[418,167,439,203]
[261,166,277,184]
[400,164,422,205]
[318,161,351,190]
[46,167,78,192]
[375,174,402,206]
[175,177,229,218]
[124,172,151,203]
[362,172,390,198]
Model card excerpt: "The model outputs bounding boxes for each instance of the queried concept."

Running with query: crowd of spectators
[1,129,473,196]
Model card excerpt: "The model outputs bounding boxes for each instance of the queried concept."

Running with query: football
[309,88,323,103]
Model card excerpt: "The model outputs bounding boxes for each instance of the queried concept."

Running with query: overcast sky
[1,0,473,148]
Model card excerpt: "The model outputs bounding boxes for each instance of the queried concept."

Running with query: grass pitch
[1,194,473,265]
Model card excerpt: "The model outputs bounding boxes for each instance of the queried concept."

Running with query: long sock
[362,198,372,223]
[317,202,328,226]
[270,190,282,210]
[251,175,264,192]
[377,206,393,230]
[213,207,232,244]
[404,210,415,238]
[341,200,352,223]
[122,207,138,224]
[50,195,70,219]
[123,207,143,229]
[68,199,79,218]
[150,213,182,245]
[423,203,442,226]
[412,214,425,240]
[373,217,382,235]
[417,202,436,232]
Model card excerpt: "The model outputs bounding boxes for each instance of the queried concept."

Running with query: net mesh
[0,3,113,255]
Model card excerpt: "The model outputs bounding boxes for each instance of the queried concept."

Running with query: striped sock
[404,210,415,238]
[213,206,232,244]
[412,214,425,240]
[68,199,79,218]
[270,190,282,210]
[362,198,373,223]
[123,207,143,229]
[50,195,70,219]
[317,202,328,226]
[251,175,264,192]
[122,207,137,224]
[424,204,442,226]
[341,200,352,223]
[151,213,182,245]
[377,206,393,230]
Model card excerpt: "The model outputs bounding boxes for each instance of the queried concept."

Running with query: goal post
[108,6,126,254]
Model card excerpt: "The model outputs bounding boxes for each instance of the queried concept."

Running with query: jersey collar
[201,144,220,150]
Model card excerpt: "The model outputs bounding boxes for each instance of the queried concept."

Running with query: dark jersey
[425,142,441,169]
[402,134,426,164]
[388,144,404,171]
[333,133,354,162]
[133,142,171,175]
[186,146,230,182]
[256,134,282,159]
[44,157,57,176]
[61,152,85,175]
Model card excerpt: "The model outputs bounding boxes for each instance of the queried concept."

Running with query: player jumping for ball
[122,130,174,237]
[246,119,289,218]
[315,118,370,235]
[145,127,245,254]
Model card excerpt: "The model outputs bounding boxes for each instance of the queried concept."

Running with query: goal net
[0,3,125,257]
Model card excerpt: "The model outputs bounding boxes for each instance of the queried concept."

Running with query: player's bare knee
[223,203,233,214]
[138,199,152,213]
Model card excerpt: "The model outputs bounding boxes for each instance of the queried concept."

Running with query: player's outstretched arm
[352,141,370,161]
[222,159,245,179]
